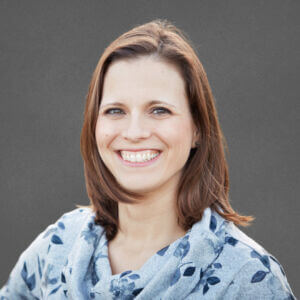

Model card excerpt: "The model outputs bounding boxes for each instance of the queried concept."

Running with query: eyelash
[103,107,171,116]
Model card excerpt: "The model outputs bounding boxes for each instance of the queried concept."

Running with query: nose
[121,113,151,141]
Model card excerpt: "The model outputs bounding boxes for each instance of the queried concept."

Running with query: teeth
[120,150,160,162]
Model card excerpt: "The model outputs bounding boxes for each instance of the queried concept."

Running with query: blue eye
[104,108,124,115]
[151,107,171,115]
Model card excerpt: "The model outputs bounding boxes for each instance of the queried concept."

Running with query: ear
[192,126,200,148]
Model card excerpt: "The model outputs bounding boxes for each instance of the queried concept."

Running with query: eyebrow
[100,100,176,109]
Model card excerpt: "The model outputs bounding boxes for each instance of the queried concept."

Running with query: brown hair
[77,19,254,241]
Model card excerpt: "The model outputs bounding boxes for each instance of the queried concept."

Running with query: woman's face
[95,55,197,194]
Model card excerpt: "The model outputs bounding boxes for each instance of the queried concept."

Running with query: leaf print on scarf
[173,235,190,259]
[60,262,69,298]
[109,277,136,299]
[170,262,197,286]
[209,215,217,232]
[49,284,62,295]
[45,264,58,285]
[51,234,63,245]
[61,271,66,283]
[21,261,36,291]
[43,219,65,238]
[80,221,99,248]
[157,245,169,256]
[37,255,43,279]
[128,274,140,280]
[57,221,65,230]
[198,262,222,295]
[249,249,271,283]
[213,262,222,269]
[107,270,141,299]
[250,250,271,269]
[170,268,181,286]
[91,260,100,286]
[225,235,238,246]
[83,255,101,287]
[120,270,132,278]
[41,263,63,297]
[215,220,228,240]
[251,270,268,283]
[207,276,221,285]
[132,287,143,296]
[204,236,224,256]
[183,266,196,276]
[203,275,221,295]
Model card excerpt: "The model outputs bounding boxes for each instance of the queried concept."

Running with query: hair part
[78,18,254,241]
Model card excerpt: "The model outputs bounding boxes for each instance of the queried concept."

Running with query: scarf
[64,206,228,299]
[0,206,295,299]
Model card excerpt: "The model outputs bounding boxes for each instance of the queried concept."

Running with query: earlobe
[192,129,200,148]
[192,140,200,148]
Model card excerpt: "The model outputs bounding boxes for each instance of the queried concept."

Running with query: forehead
[101,56,187,106]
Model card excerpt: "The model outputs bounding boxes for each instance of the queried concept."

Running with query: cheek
[160,119,193,145]
[95,119,116,149]
[160,120,194,165]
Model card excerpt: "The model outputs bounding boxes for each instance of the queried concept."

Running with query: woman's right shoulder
[35,206,95,259]
[0,206,96,299]
[46,206,94,237]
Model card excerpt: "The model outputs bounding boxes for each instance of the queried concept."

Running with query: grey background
[0,0,299,295]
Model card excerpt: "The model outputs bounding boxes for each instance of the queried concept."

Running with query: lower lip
[116,151,162,167]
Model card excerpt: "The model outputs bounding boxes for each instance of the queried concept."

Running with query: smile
[116,150,162,167]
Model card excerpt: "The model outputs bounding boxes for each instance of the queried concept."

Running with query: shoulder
[0,206,96,298]
[209,208,287,275]
[188,209,295,299]
[44,206,94,242]
[222,221,285,273]
[26,207,94,257]
[36,206,96,263]
[217,221,295,299]
[221,257,296,299]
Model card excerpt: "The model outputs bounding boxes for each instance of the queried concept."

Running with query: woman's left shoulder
[216,220,296,299]
[222,220,285,272]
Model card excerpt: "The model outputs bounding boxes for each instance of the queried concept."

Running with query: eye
[151,107,171,115]
[103,106,171,116]
[104,108,124,115]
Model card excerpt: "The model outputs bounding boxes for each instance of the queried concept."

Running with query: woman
[0,19,295,299]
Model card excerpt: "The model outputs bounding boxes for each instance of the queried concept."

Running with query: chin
[118,181,160,194]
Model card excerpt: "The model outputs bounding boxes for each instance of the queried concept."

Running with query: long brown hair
[77,19,254,241]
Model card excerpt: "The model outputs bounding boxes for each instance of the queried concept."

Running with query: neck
[113,184,186,252]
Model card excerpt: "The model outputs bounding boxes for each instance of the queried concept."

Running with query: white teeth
[120,150,160,163]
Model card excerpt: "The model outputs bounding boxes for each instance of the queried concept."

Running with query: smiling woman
[95,56,198,198]
[0,19,295,299]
